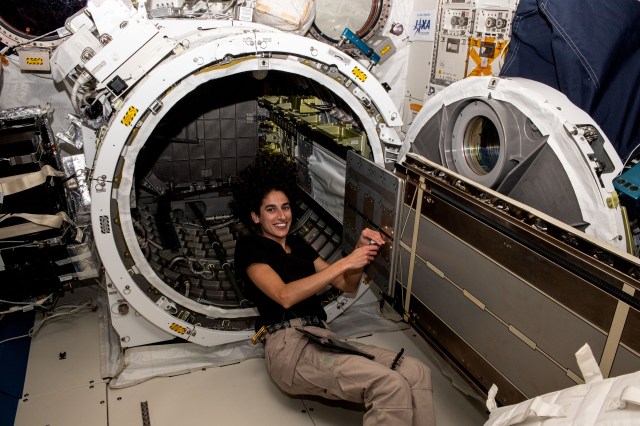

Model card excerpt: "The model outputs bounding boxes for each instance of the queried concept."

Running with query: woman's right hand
[342,244,380,270]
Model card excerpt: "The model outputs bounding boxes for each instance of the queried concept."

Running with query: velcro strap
[0,165,66,197]
[576,343,603,385]
[0,211,73,239]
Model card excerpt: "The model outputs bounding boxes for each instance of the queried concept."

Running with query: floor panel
[108,359,316,426]
[13,288,489,425]
[14,383,108,426]
[18,289,105,399]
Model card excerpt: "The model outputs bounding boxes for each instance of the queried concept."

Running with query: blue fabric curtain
[500,0,640,162]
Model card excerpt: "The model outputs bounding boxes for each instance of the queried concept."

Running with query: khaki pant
[264,320,435,426]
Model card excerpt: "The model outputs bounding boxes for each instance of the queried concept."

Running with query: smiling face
[251,190,292,245]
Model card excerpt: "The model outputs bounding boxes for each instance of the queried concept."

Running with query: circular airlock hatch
[401,76,626,249]
[309,0,391,45]
[89,30,402,347]
[0,0,86,48]
[460,115,501,174]
[449,100,507,188]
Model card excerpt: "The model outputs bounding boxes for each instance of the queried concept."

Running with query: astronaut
[233,152,436,426]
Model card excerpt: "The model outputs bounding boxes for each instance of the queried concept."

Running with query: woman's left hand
[356,228,385,249]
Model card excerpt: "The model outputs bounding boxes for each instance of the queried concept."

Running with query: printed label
[26,57,44,65]
[352,67,368,82]
[121,106,138,127]
[169,323,187,335]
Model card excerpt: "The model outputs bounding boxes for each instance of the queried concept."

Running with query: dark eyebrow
[264,203,290,208]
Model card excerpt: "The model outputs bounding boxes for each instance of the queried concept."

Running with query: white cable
[0,294,55,314]
[0,294,53,306]
[28,299,95,338]
[0,298,37,306]
[0,334,30,345]
[0,296,89,345]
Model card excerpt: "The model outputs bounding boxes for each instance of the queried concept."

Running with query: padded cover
[500,0,640,161]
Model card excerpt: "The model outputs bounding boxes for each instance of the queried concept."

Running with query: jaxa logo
[413,15,431,36]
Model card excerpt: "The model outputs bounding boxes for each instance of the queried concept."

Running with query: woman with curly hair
[233,151,435,426]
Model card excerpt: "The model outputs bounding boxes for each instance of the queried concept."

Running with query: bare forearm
[323,272,360,294]
[247,261,349,309]
[280,261,352,307]
[247,232,381,309]
[320,248,375,293]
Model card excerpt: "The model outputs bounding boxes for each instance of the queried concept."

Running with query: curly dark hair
[231,150,299,232]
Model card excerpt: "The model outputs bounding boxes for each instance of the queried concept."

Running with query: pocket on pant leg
[266,328,311,389]
[264,331,287,380]
[294,345,340,396]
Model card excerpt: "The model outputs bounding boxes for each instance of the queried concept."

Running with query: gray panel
[412,108,444,162]
[177,126,187,140]
[154,162,173,181]
[174,160,191,182]
[398,246,577,397]
[236,100,256,115]
[196,119,205,140]
[413,215,607,374]
[610,345,640,377]
[237,138,257,157]
[204,120,220,139]
[204,108,219,119]
[205,159,221,178]
[237,121,256,138]
[189,160,206,180]
[189,143,205,160]
[187,121,198,140]
[220,105,236,118]
[344,151,403,293]
[172,143,189,161]
[221,140,237,158]
[396,156,640,403]
[501,146,584,228]
[221,119,236,138]
[205,140,221,158]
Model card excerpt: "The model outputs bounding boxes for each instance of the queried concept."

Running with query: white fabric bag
[485,344,640,425]
[254,0,315,35]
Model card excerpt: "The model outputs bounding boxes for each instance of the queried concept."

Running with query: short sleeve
[288,235,320,262]
[235,236,270,271]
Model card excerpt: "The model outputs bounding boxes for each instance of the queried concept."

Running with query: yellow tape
[169,322,187,335]
[121,106,138,127]
[26,58,44,65]
[352,66,368,82]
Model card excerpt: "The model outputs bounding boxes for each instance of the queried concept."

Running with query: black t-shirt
[235,234,327,331]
